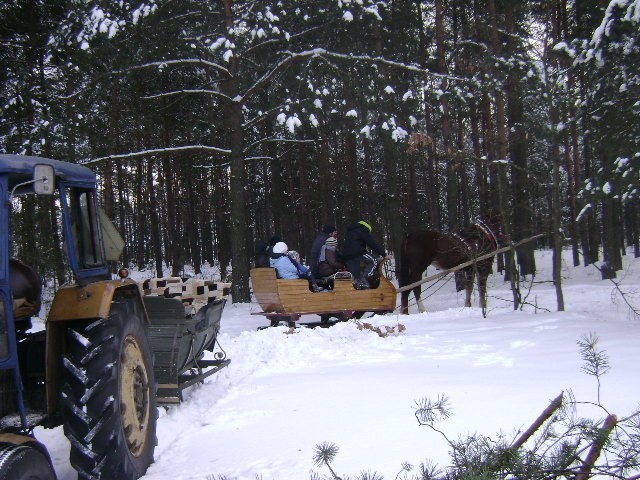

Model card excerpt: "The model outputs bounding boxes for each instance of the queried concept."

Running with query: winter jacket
[270,253,310,279]
[341,222,386,260]
[310,232,329,276]
[270,254,300,279]
[254,240,270,268]
[318,245,345,277]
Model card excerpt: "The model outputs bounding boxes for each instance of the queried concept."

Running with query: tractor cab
[0,156,122,429]
[0,155,228,479]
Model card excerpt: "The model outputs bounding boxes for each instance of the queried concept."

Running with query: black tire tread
[62,299,156,480]
[0,444,56,480]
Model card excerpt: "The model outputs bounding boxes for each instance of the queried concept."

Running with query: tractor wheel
[62,299,156,480]
[0,444,56,480]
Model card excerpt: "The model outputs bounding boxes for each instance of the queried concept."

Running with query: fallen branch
[575,413,618,480]
[511,392,564,450]
[396,234,545,293]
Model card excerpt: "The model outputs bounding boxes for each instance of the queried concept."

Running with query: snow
[392,126,408,141]
[285,115,301,133]
[365,6,383,21]
[36,250,640,479]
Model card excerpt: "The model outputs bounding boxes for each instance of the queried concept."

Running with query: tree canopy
[1,0,638,301]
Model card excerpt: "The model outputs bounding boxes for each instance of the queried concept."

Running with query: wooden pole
[510,392,563,450]
[396,233,545,294]
[575,413,618,480]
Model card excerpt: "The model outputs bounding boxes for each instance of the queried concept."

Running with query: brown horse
[399,214,502,314]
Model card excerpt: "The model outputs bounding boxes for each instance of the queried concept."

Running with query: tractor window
[0,293,8,360]
[69,189,105,269]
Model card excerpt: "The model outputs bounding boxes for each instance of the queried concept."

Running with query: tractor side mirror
[33,164,55,195]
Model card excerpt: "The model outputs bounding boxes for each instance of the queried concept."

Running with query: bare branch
[580,254,640,317]
[243,105,283,130]
[241,51,310,100]
[243,137,320,154]
[80,145,232,165]
[141,88,233,102]
[243,24,325,56]
[241,48,466,102]
[118,58,232,77]
[299,48,467,81]
[62,58,232,99]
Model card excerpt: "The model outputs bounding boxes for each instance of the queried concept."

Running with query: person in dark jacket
[342,220,391,289]
[254,239,270,267]
[310,224,337,277]
[318,236,345,277]
[267,235,282,260]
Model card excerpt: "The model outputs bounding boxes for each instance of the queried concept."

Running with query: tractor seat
[9,259,42,321]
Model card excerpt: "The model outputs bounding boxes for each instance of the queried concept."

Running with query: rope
[391,271,455,313]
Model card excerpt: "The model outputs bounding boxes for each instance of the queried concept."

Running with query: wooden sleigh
[139,276,232,404]
[250,265,397,328]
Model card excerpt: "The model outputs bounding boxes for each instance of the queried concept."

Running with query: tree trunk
[435,0,458,229]
[147,159,164,278]
[135,158,146,269]
[504,1,535,277]
[187,169,202,274]
[221,0,250,301]
[550,97,565,311]
[600,146,622,279]
[549,0,565,310]
[470,102,488,214]
[489,0,519,307]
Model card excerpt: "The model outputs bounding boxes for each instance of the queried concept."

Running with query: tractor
[0,155,229,479]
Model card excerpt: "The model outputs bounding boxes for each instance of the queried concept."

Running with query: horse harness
[450,219,499,256]
[474,218,499,251]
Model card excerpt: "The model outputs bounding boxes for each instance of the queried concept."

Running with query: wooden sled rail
[396,233,545,293]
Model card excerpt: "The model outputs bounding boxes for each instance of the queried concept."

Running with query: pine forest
[1,0,639,302]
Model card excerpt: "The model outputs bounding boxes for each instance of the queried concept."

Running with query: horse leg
[400,286,425,314]
[413,285,426,313]
[478,273,488,310]
[401,291,409,314]
[464,269,474,307]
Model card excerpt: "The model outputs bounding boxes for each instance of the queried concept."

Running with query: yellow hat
[358,220,372,232]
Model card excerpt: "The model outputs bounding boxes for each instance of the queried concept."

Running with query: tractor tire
[62,299,156,480]
[0,444,56,480]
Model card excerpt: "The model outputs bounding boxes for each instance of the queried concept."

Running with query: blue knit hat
[323,224,337,234]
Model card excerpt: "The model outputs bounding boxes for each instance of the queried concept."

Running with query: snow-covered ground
[37,249,640,479]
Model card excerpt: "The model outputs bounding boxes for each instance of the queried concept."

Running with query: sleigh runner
[250,266,396,327]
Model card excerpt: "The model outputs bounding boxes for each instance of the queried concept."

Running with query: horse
[399,214,502,314]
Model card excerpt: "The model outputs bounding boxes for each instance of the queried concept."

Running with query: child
[269,242,322,292]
